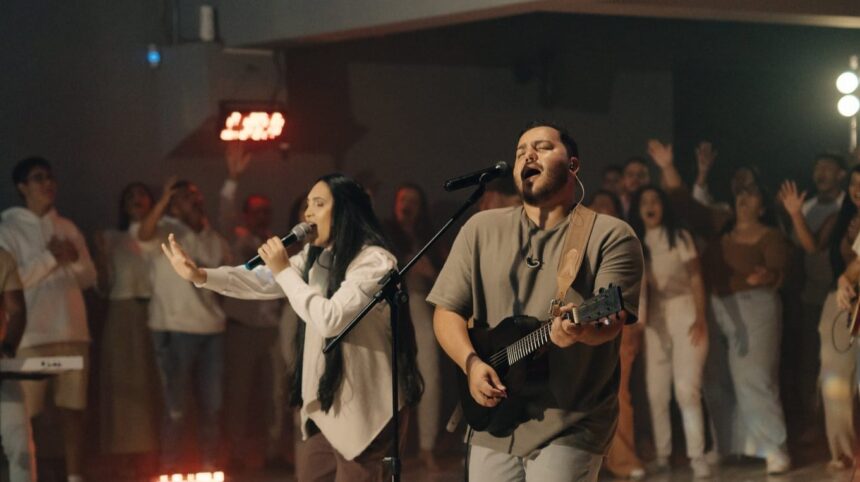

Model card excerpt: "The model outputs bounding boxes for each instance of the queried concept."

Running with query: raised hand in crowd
[138,175,178,241]
[778,180,807,217]
[647,139,673,169]
[694,141,717,187]
[647,139,683,190]
[226,142,251,180]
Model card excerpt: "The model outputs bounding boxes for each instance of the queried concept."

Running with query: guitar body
[455,285,624,437]
[457,315,546,437]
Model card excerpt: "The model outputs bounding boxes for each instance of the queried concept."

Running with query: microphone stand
[323,176,491,481]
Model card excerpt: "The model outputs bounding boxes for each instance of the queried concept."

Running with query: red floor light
[156,471,225,482]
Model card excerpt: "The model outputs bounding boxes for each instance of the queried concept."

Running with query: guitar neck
[498,321,552,367]
[487,285,622,369]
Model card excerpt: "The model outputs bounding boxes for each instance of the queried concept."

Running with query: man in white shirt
[138,178,231,472]
[0,157,96,482]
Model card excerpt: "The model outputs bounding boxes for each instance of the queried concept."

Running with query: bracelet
[464,352,479,375]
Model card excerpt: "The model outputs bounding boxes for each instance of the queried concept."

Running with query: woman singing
[161,173,422,481]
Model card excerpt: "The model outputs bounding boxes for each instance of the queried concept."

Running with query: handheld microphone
[244,222,315,270]
[444,161,509,191]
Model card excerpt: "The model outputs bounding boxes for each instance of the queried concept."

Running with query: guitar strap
[551,203,597,317]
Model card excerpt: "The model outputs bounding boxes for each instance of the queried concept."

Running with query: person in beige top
[429,123,643,482]
[0,247,36,482]
[701,189,792,474]
[160,173,423,482]
[92,182,160,474]
[648,140,792,475]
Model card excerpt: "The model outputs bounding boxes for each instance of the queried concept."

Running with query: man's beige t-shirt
[427,206,643,457]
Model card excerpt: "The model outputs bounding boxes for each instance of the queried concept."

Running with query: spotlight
[836,71,859,94]
[838,95,860,118]
[147,43,161,69]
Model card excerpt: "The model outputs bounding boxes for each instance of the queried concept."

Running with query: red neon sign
[219,111,285,142]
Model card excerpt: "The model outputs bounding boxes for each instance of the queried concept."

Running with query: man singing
[428,122,643,481]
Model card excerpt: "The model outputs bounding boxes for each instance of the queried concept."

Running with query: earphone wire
[575,174,586,206]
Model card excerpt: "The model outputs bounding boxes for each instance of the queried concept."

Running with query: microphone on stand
[244,222,315,270]
[444,161,509,191]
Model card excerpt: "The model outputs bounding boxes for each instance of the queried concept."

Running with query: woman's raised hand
[161,233,207,284]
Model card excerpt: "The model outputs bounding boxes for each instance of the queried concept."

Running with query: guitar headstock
[574,284,624,325]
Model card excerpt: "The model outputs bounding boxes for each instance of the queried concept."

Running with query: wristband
[464,352,479,375]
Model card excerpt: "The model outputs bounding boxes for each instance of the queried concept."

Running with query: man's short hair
[814,153,847,170]
[12,157,52,185]
[623,156,649,170]
[519,121,579,158]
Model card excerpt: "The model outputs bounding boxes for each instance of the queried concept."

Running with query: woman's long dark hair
[118,182,154,230]
[628,185,688,260]
[829,166,860,279]
[292,174,424,412]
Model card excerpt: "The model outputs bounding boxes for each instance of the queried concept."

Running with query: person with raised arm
[137,176,232,472]
[160,174,423,482]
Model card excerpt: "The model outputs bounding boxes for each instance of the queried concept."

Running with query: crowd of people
[0,123,858,482]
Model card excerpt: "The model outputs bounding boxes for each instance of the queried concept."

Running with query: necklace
[525,227,542,269]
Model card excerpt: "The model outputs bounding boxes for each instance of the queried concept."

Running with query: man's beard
[520,164,569,205]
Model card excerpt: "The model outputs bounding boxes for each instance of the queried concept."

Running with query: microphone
[444,161,509,191]
[244,222,315,270]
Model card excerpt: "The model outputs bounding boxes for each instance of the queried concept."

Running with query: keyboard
[0,356,84,379]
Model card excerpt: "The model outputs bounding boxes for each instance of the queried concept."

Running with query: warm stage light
[156,471,225,482]
[218,101,286,142]
[837,71,859,95]
[838,95,860,117]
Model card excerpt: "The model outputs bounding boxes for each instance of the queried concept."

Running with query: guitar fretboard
[485,285,621,369]
[504,322,551,366]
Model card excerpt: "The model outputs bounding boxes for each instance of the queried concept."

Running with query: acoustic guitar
[457,284,624,436]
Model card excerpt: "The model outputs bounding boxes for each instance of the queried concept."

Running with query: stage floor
[220,456,856,482]
[5,451,856,481]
